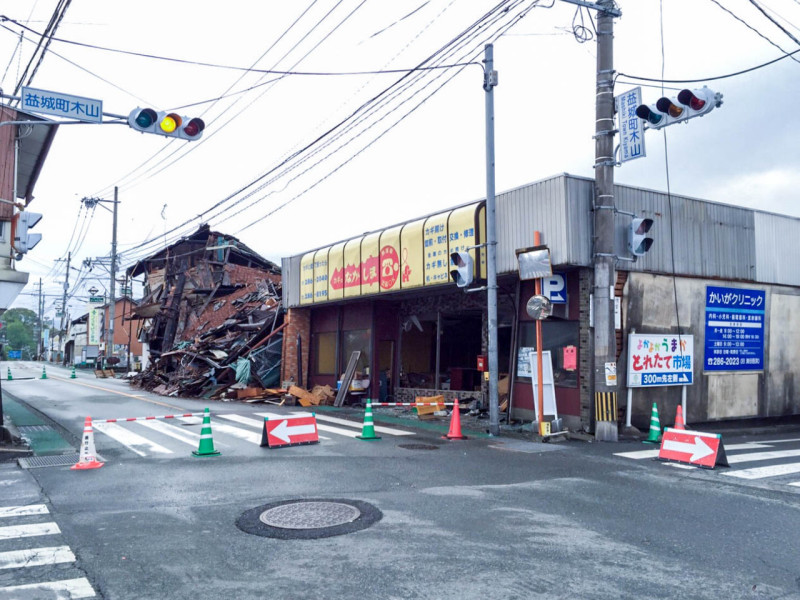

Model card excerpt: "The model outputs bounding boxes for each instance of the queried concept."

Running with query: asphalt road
[2,361,800,600]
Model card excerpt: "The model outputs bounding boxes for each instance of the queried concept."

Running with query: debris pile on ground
[131,276,285,400]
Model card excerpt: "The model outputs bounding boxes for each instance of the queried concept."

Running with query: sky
[1,0,799,321]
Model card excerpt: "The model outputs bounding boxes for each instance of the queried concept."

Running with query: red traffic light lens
[135,108,157,128]
[183,118,205,138]
[656,97,683,118]
[677,89,706,111]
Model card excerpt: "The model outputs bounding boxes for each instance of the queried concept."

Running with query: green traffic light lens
[135,109,157,128]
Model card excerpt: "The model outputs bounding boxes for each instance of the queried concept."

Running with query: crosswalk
[614,437,800,488]
[91,410,414,458]
[0,503,96,598]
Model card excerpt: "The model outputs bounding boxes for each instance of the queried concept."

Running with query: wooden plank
[334,351,361,407]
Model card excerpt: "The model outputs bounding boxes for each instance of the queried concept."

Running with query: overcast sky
[2,0,799,319]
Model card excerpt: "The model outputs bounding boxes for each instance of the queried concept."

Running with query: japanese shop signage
[300,202,485,305]
[615,87,645,163]
[627,334,693,387]
[21,86,102,123]
[703,285,765,372]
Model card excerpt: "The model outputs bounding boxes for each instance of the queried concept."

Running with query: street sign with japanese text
[21,87,102,123]
[703,285,765,372]
[88,296,104,304]
[616,87,645,163]
[627,333,693,387]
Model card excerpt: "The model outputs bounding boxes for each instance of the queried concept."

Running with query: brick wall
[579,267,593,431]
[281,307,310,386]
[394,387,483,404]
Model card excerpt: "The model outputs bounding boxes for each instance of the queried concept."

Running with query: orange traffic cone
[442,398,467,440]
[674,405,686,430]
[71,417,104,470]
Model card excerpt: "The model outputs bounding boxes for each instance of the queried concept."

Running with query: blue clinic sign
[704,285,765,371]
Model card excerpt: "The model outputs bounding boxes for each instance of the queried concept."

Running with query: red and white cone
[71,417,104,470]
[674,405,686,430]
[442,398,468,440]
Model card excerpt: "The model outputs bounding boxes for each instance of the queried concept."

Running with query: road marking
[0,545,75,569]
[757,438,800,444]
[722,443,773,450]
[51,376,184,411]
[0,504,49,518]
[0,522,60,540]
[727,449,800,464]
[313,413,415,436]
[722,462,800,480]
[135,419,204,447]
[94,422,173,456]
[254,413,360,438]
[178,417,260,445]
[0,577,95,598]
[788,482,800,487]
[613,449,659,459]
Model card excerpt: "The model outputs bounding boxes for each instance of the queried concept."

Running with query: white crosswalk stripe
[614,437,800,488]
[89,410,414,457]
[0,502,96,598]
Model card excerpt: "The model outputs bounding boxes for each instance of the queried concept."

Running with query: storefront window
[517,320,579,387]
[313,332,336,375]
[342,329,371,375]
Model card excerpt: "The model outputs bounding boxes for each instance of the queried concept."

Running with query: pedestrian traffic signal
[449,251,474,288]
[635,86,723,130]
[628,217,654,257]
[12,211,42,257]
[127,108,205,141]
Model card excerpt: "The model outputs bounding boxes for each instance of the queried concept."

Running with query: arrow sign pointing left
[271,420,316,444]
[263,415,320,448]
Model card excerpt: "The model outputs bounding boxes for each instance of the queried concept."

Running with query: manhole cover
[259,501,360,529]
[237,499,381,540]
[398,443,440,451]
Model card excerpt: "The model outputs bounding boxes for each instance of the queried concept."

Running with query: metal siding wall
[496,175,572,274]
[282,255,302,308]
[615,187,756,280]
[755,212,800,286]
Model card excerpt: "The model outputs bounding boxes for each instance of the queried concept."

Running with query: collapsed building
[126,225,283,398]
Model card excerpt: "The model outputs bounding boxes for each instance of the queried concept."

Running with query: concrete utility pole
[108,186,118,367]
[592,0,619,441]
[59,251,71,335]
[37,278,43,360]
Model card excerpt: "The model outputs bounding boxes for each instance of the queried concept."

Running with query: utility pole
[59,251,71,335]
[592,0,619,441]
[37,278,43,360]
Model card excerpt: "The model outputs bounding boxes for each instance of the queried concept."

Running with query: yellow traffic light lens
[160,116,177,133]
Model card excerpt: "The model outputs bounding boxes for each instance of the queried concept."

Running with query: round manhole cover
[259,501,360,529]
[398,443,440,451]
[237,499,381,539]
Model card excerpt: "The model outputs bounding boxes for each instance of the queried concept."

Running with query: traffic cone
[356,399,381,441]
[6,367,11,380]
[674,405,686,430]
[192,408,221,456]
[442,398,467,440]
[71,417,104,470]
[70,366,77,379]
[40,365,47,380]
[643,402,662,444]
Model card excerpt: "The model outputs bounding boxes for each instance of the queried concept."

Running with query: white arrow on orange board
[663,436,714,462]
[270,420,316,444]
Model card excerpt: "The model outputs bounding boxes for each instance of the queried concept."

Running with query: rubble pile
[131,277,284,400]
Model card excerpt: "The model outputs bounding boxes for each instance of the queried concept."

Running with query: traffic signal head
[635,86,723,130]
[449,251,474,288]
[12,211,43,257]
[127,108,206,141]
[628,217,654,257]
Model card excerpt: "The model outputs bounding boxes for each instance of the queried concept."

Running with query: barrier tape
[369,402,457,407]
[93,412,205,424]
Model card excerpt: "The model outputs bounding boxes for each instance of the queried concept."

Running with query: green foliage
[1,308,39,359]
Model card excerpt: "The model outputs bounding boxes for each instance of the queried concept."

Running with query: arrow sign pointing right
[662,436,714,462]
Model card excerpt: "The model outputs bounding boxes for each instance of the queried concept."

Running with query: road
[2,361,800,599]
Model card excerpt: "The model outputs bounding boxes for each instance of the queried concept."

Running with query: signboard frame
[627,333,694,387]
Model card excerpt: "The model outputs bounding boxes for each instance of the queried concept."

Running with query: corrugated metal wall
[754,212,800,286]
[282,255,301,309]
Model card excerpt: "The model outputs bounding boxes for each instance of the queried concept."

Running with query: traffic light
[628,217,654,256]
[449,251,474,288]
[12,211,42,256]
[635,86,722,130]
[127,108,205,141]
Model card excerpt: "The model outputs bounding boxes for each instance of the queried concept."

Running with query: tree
[2,308,39,359]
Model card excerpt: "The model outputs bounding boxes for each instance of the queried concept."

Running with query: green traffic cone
[192,408,221,456]
[41,365,47,380]
[356,399,381,441]
[6,367,11,381]
[70,366,77,379]
[643,402,662,444]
